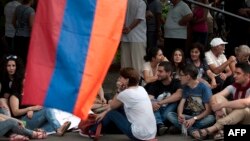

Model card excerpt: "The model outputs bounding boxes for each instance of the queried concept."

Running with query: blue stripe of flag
[45,0,97,112]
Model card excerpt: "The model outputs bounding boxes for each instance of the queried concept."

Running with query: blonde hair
[235,45,250,56]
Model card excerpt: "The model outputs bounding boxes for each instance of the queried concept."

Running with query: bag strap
[93,123,102,141]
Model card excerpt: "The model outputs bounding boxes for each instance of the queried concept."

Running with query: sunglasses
[6,55,18,60]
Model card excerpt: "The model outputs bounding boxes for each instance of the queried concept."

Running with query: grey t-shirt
[4,1,21,37]
[121,0,147,42]
[15,5,35,37]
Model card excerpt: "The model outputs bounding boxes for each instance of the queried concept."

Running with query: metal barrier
[185,0,250,23]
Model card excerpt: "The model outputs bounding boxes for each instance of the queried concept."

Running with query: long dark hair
[0,55,25,95]
[171,48,185,67]
[144,47,161,62]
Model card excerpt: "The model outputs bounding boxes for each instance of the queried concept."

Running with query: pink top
[192,7,208,32]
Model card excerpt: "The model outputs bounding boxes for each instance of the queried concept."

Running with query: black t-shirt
[146,79,181,99]
[0,77,12,98]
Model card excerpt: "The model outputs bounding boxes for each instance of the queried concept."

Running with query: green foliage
[162,2,170,20]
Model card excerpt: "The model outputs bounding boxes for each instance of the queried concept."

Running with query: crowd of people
[0,0,250,141]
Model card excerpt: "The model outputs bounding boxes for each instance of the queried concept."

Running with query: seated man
[205,37,236,93]
[200,63,250,140]
[146,61,182,135]
[167,64,215,140]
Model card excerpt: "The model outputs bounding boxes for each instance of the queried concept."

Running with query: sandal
[32,131,47,139]
[191,130,203,141]
[34,128,46,133]
[9,134,29,141]
[199,128,210,140]
[57,121,71,136]
[214,130,224,140]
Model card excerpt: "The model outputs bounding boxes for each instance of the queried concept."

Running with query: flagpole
[185,0,250,23]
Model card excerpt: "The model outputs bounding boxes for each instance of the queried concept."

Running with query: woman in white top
[142,47,168,87]
[96,68,157,140]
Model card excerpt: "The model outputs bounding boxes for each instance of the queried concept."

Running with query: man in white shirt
[120,0,147,74]
[205,37,235,93]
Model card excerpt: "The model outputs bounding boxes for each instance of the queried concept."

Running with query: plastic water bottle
[181,123,188,136]
[157,92,171,107]
[197,68,204,78]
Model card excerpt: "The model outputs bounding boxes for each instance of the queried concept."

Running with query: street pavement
[31,132,202,141]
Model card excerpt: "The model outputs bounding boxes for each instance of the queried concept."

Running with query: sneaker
[157,124,168,136]
[167,126,181,134]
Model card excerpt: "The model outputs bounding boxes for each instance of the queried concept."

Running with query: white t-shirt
[142,62,154,76]
[205,50,227,75]
[121,0,147,42]
[117,86,156,140]
[141,62,158,86]
[164,1,192,39]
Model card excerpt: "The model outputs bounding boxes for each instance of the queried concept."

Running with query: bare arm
[158,89,182,105]
[177,98,186,116]
[9,95,41,117]
[209,56,236,74]
[206,70,216,85]
[217,97,250,110]
[195,103,211,120]
[98,87,104,99]
[143,70,158,84]
[179,13,193,26]
[96,93,123,122]
[109,94,123,110]
[184,103,212,128]
[123,19,142,34]
[212,87,231,99]
[9,95,31,116]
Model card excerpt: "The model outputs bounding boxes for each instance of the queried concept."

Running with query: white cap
[210,37,228,47]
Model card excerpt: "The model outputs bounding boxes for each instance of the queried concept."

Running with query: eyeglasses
[6,55,17,60]
[179,73,187,77]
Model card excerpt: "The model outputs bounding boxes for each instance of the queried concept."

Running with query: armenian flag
[22,0,127,119]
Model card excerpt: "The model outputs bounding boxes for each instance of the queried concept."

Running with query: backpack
[78,114,102,141]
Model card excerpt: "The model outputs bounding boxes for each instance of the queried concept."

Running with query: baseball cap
[210,37,228,47]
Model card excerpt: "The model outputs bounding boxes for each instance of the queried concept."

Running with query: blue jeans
[167,112,215,134]
[101,110,139,140]
[0,98,11,116]
[0,119,33,137]
[0,107,10,116]
[154,102,178,124]
[21,108,61,132]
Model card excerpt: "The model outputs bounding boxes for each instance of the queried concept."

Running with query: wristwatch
[193,116,198,120]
